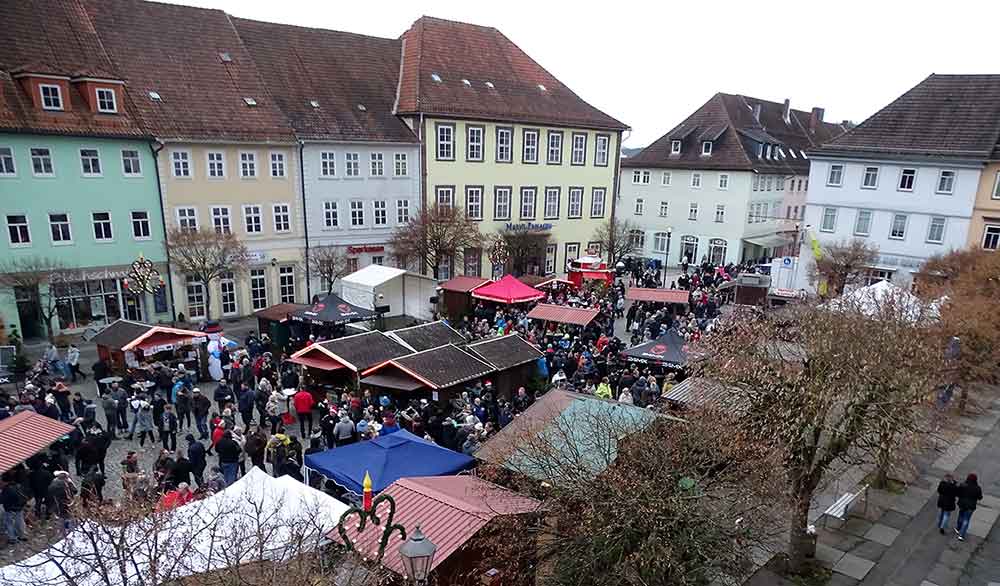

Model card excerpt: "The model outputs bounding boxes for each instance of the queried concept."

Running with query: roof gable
[387,320,466,352]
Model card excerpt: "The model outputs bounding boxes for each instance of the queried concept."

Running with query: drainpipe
[150,140,177,325]
[299,140,311,300]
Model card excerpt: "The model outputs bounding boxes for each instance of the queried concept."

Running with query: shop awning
[527,303,599,326]
[743,234,792,249]
[625,288,689,304]
[288,352,346,371]
[471,275,545,304]
[359,372,424,391]
[535,277,574,289]
[254,302,309,323]
[135,332,205,353]
[0,412,75,475]
[289,293,376,326]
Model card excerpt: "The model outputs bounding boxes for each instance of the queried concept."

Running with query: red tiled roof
[81,0,295,143]
[625,288,690,305]
[232,18,417,143]
[0,412,75,475]
[397,16,626,130]
[439,276,491,293]
[526,303,599,326]
[339,475,540,576]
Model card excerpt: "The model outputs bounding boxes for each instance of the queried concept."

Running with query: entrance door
[14,286,41,339]
[124,293,143,321]
[679,236,698,264]
[709,239,728,265]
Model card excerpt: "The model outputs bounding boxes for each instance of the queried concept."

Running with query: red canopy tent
[471,275,545,304]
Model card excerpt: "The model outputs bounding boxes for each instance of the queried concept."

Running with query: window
[662,172,671,186]
[279,266,296,303]
[632,170,642,184]
[752,175,759,191]
[373,200,387,226]
[436,123,455,160]
[862,166,879,188]
[634,198,644,216]
[436,186,455,209]
[220,273,238,316]
[272,203,291,232]
[393,153,408,176]
[993,171,1000,199]
[565,243,581,265]
[776,177,784,191]
[595,134,610,166]
[765,176,772,191]
[927,217,946,243]
[240,152,257,178]
[709,238,728,265]
[345,153,360,177]
[250,269,268,311]
[494,187,512,220]
[827,164,844,186]
[437,257,453,281]
[983,225,1000,250]
[172,151,190,177]
[121,150,141,176]
[854,209,872,236]
[640,171,651,184]
[863,269,894,287]
[546,131,563,164]
[521,129,539,163]
[718,174,729,190]
[659,201,669,217]
[691,173,702,188]
[898,168,916,191]
[243,205,262,233]
[0,147,15,176]
[466,187,483,220]
[701,141,713,156]
[653,231,669,253]
[466,126,484,161]
[6,215,30,245]
[80,149,101,176]
[186,277,206,319]
[786,206,792,219]
[322,201,338,228]
[798,179,803,191]
[96,88,117,113]
[820,207,837,232]
[92,211,113,241]
[936,170,955,194]
[372,256,384,266]
[571,133,587,165]
[320,152,336,177]
[628,230,645,249]
[465,248,482,277]
[49,213,72,243]
[889,214,907,239]
[591,188,606,218]
[176,207,198,231]
[131,211,150,240]
[350,201,364,226]
[543,187,560,219]
[207,152,225,178]
[715,204,725,223]
[40,84,63,110]
[496,127,513,162]
[568,187,583,218]
[347,258,359,273]
[670,140,681,154]
[396,200,410,224]
[688,203,699,221]
[544,244,556,275]
[270,152,286,177]
[793,205,800,219]
[370,152,384,176]
[520,187,537,219]
[211,206,232,234]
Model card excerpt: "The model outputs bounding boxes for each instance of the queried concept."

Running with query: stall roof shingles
[393,344,494,388]
[253,303,309,323]
[389,321,466,352]
[467,334,543,370]
[0,412,75,475]
[318,331,411,372]
[526,304,600,327]
[439,276,490,293]
[90,320,153,350]
[397,16,626,130]
[0,0,146,138]
[232,18,417,143]
[81,0,294,143]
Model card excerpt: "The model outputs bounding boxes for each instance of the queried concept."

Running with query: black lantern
[398,525,437,584]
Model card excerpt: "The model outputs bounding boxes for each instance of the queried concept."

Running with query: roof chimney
[809,107,825,133]
[752,103,761,123]
[782,99,791,124]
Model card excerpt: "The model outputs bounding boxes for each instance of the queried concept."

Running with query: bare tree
[0,256,70,340]
[305,245,352,295]
[388,204,483,279]
[591,217,638,266]
[165,228,248,320]
[493,230,550,276]
[810,238,879,297]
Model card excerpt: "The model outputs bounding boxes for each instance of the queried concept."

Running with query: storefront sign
[50,267,130,283]
[504,222,553,233]
[243,251,266,263]
[347,245,385,254]
[877,254,923,270]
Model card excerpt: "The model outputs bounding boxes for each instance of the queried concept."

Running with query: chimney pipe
[753,103,761,123]
[782,99,791,124]
[809,107,825,133]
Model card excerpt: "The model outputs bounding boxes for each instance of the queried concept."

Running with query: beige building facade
[969,162,1000,250]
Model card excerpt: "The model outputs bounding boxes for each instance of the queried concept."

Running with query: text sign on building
[504,222,553,233]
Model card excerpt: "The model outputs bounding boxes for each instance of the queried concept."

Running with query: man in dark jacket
[48,471,77,533]
[192,389,212,440]
[186,434,207,487]
[215,431,242,487]
[237,385,256,428]
[956,473,984,540]
[936,474,958,534]
[1,480,28,542]
[214,380,233,414]
[29,463,54,519]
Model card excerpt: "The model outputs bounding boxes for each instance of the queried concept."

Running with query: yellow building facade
[968,162,1000,250]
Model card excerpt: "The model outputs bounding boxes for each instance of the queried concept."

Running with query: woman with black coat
[956,473,984,541]
[936,474,958,534]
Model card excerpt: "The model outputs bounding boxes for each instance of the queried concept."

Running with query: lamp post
[399,525,438,585]
[662,227,673,287]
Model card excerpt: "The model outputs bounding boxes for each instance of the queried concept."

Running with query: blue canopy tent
[303,430,475,494]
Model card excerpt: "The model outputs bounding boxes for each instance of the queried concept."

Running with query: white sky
[167,0,1000,148]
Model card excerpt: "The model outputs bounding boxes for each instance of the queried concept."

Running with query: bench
[821,484,869,527]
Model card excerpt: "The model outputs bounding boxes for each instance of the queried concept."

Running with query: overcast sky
[168,0,1000,148]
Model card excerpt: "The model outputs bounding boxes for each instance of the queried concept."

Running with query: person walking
[237,384,256,428]
[956,473,984,541]
[186,434,207,487]
[1,479,28,543]
[100,391,117,440]
[66,344,85,382]
[215,430,241,486]
[936,474,958,534]
[49,471,77,535]
[134,402,155,447]
[192,389,211,440]
[293,388,315,437]
[161,404,179,451]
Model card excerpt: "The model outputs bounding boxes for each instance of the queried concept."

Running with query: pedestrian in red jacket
[293,389,315,437]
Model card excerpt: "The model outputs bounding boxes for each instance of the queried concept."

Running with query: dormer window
[757,143,764,158]
[701,141,713,156]
[96,88,117,113]
[40,85,63,111]
[670,140,682,155]
[765,144,773,159]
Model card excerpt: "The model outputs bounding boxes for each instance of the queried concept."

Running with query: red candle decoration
[362,471,373,511]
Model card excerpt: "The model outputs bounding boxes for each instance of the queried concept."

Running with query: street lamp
[399,525,438,585]
[662,227,673,287]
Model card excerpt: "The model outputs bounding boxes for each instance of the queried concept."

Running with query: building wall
[158,142,303,321]
[968,162,1000,249]
[0,134,169,337]
[421,117,620,277]
[301,141,421,293]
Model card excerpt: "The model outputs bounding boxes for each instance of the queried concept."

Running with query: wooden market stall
[625,287,690,314]
[253,302,308,353]
[438,276,491,319]
[465,334,543,400]
[91,320,208,374]
[288,330,412,395]
[360,344,495,405]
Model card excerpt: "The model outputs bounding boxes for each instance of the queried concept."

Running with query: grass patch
[787,561,833,586]
[862,472,907,494]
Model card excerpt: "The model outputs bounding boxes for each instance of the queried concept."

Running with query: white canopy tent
[0,468,349,586]
[823,280,940,322]
[340,264,437,322]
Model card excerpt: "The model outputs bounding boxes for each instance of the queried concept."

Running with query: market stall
[526,303,600,327]
[465,334,544,400]
[386,320,467,352]
[288,293,377,344]
[622,330,689,370]
[91,319,208,374]
[360,344,494,404]
[340,265,438,323]
[0,411,75,476]
[438,276,491,319]
[288,330,412,393]
[566,255,614,288]
[253,302,309,353]
[471,275,545,305]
